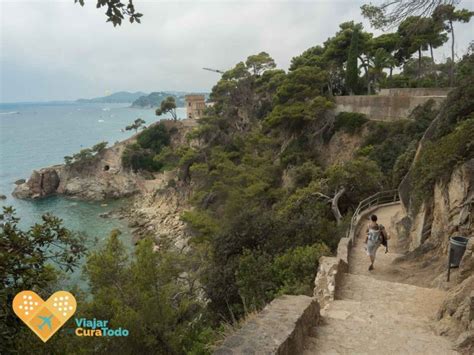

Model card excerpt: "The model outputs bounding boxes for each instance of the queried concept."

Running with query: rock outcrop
[13,168,60,199]
[319,127,368,167]
[12,119,198,201]
[395,159,474,351]
[13,140,139,200]
[125,170,193,249]
[436,238,474,353]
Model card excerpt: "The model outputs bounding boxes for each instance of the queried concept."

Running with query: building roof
[185,94,205,101]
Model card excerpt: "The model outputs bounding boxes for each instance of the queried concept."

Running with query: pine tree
[346,28,359,95]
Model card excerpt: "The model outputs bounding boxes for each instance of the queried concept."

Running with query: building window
[189,114,192,119]
[188,102,191,106]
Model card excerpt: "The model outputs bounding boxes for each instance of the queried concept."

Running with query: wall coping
[214,295,319,355]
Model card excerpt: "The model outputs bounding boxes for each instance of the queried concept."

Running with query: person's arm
[365,225,369,243]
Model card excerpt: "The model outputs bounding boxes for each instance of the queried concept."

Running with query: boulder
[13,168,60,199]
[0,194,6,200]
[14,179,26,185]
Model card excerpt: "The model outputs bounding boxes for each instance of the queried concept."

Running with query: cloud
[1,0,473,102]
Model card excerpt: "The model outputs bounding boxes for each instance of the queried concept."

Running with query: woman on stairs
[365,214,387,271]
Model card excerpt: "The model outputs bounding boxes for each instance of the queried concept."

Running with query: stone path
[303,203,457,354]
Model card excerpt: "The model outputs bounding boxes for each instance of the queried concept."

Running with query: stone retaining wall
[214,295,319,354]
[334,95,446,121]
[313,237,351,308]
[379,88,452,97]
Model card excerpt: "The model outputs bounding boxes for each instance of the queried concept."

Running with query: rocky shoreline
[11,119,199,249]
[12,138,140,200]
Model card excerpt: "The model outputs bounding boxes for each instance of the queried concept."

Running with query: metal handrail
[347,189,400,243]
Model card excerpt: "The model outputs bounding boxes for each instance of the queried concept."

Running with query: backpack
[379,225,388,253]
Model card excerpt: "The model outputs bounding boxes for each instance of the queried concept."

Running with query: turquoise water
[0,102,185,285]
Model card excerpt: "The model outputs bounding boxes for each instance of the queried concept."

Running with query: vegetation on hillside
[64,141,108,166]
[122,123,171,172]
[0,207,86,353]
[409,52,474,208]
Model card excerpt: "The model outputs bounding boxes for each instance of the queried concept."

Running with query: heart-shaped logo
[13,291,77,342]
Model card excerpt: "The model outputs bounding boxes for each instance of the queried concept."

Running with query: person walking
[365,214,387,271]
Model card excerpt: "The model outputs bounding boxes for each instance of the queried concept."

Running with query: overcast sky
[1,0,473,103]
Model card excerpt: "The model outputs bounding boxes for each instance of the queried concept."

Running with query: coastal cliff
[13,119,197,200]
[13,137,140,200]
[12,119,199,249]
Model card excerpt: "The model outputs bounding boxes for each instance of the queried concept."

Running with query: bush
[235,243,330,312]
[272,243,330,295]
[334,112,368,134]
[391,140,417,187]
[122,123,171,172]
[236,251,275,311]
[122,143,162,172]
[280,136,318,167]
[411,118,474,208]
[360,100,437,177]
[136,123,170,152]
[64,141,108,166]
[292,161,323,188]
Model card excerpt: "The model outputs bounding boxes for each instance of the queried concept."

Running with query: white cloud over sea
[1,0,473,102]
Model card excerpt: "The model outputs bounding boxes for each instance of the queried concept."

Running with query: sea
[0,101,186,286]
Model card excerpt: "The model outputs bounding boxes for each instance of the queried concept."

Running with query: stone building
[185,94,206,119]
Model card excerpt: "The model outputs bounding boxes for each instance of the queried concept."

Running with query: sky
[1,0,473,103]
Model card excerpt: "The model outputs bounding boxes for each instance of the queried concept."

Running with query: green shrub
[64,141,108,166]
[235,243,330,312]
[280,136,318,167]
[272,242,330,296]
[136,123,170,152]
[236,251,275,311]
[334,112,368,134]
[411,118,474,209]
[360,100,437,177]
[122,123,171,172]
[122,143,163,172]
[292,161,323,188]
[392,140,417,187]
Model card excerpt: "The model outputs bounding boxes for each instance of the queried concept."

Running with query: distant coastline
[1,90,210,109]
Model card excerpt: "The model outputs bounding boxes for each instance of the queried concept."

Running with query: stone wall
[214,295,319,355]
[313,236,353,309]
[379,88,452,97]
[334,95,446,121]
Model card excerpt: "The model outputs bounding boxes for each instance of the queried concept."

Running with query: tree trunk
[450,20,455,86]
[418,47,422,79]
[430,44,437,86]
[367,70,371,95]
[331,187,346,225]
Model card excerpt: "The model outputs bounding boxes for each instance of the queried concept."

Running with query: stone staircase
[303,204,457,354]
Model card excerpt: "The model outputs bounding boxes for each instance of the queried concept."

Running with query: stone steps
[336,273,446,321]
[304,301,457,354]
[303,274,455,354]
[348,244,404,277]
[303,203,458,354]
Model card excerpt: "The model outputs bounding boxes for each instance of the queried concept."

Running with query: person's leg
[369,255,374,270]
